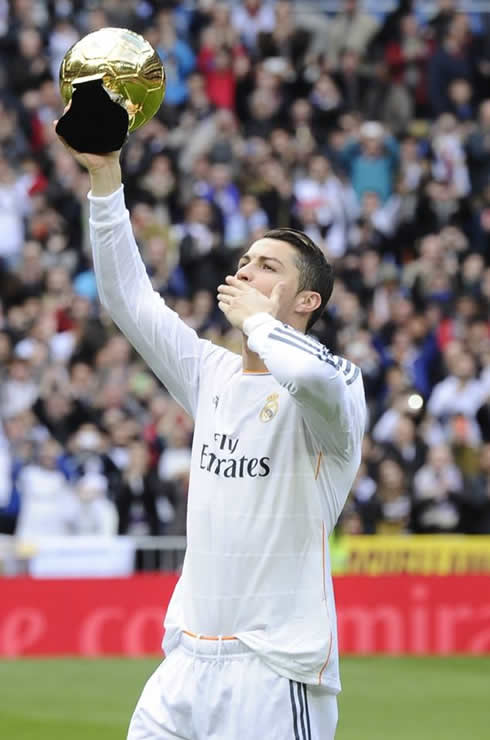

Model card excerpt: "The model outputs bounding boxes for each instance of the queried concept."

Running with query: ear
[294,290,322,316]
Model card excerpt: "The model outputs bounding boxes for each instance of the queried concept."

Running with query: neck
[241,338,268,373]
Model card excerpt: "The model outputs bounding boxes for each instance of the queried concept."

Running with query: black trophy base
[56,78,129,154]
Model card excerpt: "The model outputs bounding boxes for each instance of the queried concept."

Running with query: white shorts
[127,632,338,740]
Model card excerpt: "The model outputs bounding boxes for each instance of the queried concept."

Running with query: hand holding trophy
[56,27,166,155]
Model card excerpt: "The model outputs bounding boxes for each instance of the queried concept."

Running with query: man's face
[235,238,303,324]
[309,156,329,182]
[362,136,382,157]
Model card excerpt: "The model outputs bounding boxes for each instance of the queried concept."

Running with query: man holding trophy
[56,26,365,740]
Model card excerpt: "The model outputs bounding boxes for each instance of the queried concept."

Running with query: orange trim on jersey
[182,630,238,641]
[318,521,333,684]
[242,370,271,375]
[314,451,323,480]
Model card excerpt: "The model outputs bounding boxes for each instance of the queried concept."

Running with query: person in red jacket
[198,26,246,111]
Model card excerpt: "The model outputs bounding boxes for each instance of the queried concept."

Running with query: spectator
[155,9,196,107]
[466,99,490,196]
[384,13,432,117]
[428,16,474,116]
[294,153,350,258]
[350,461,377,534]
[362,61,414,137]
[177,197,228,295]
[15,437,74,539]
[325,0,379,69]
[231,0,275,51]
[382,414,427,478]
[412,443,464,533]
[225,193,268,250]
[47,19,79,83]
[374,458,412,534]
[464,443,490,533]
[428,0,459,44]
[197,21,244,111]
[430,113,471,198]
[68,423,121,493]
[447,78,474,122]
[341,121,400,204]
[0,353,38,419]
[257,0,311,67]
[71,472,118,536]
[428,352,486,440]
[333,49,369,114]
[158,425,192,487]
[9,27,51,97]
[0,154,33,266]
[117,441,170,536]
[309,74,344,135]
[0,441,14,533]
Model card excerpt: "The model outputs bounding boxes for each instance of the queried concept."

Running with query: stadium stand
[0,0,489,543]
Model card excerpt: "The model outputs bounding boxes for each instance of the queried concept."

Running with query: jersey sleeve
[88,186,207,418]
[244,314,366,461]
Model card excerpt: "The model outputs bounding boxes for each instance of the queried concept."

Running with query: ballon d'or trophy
[56,27,166,154]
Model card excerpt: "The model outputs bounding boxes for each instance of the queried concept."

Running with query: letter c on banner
[123,608,164,655]
[0,608,46,656]
[79,607,124,655]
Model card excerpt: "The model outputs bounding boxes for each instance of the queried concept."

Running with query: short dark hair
[262,227,334,331]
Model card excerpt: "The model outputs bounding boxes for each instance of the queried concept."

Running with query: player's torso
[190,368,323,527]
[182,368,326,634]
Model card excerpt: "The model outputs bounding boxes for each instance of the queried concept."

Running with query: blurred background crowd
[0,0,489,542]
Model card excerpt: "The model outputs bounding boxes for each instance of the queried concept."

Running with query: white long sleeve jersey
[89,186,366,692]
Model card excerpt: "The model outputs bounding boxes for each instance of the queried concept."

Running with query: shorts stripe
[290,681,312,739]
[297,682,307,740]
[289,680,300,740]
[302,683,312,740]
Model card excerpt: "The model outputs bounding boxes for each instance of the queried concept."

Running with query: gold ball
[59,27,166,133]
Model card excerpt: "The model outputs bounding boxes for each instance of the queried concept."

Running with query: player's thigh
[292,681,338,740]
[127,650,192,740]
[217,656,337,740]
[281,678,337,740]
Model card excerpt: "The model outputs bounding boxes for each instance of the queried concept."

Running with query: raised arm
[58,144,207,417]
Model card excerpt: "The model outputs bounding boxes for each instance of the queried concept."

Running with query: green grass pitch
[1,656,488,739]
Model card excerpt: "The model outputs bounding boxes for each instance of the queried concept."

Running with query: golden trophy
[56,27,166,153]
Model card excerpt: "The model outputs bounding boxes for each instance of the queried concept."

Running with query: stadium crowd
[0,0,490,542]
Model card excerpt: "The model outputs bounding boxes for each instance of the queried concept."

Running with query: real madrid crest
[260,393,279,423]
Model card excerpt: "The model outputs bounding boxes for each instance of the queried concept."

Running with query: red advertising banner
[336,575,490,655]
[0,574,178,657]
[1,574,489,657]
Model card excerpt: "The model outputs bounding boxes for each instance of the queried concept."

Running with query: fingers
[225,275,247,288]
[217,283,240,297]
[217,279,249,306]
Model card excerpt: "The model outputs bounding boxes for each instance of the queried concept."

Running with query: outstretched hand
[54,104,122,196]
[54,105,120,171]
[217,276,285,330]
